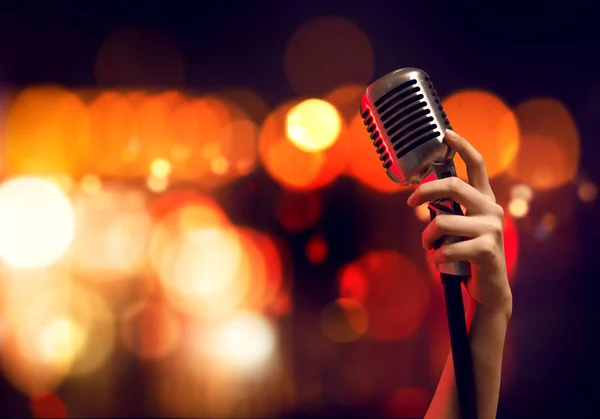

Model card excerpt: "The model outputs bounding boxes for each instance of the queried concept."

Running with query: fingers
[427,235,504,266]
[445,130,495,200]
[421,214,501,250]
[407,176,492,214]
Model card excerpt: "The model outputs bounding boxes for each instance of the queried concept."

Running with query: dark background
[0,1,597,417]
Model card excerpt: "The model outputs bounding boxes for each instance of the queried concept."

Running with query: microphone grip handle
[429,163,471,276]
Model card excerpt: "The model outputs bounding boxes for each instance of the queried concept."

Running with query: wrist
[475,293,512,324]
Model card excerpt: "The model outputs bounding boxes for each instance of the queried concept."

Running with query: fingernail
[446,129,458,139]
[407,193,415,206]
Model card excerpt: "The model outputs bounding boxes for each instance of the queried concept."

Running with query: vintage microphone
[360,68,477,419]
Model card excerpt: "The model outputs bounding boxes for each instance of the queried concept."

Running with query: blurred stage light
[151,158,172,178]
[71,186,151,281]
[284,17,374,97]
[305,234,328,264]
[508,98,580,190]
[320,298,368,343]
[203,311,276,372]
[121,300,181,360]
[5,85,90,176]
[508,198,529,218]
[0,176,75,269]
[286,99,341,152]
[346,114,408,193]
[30,391,67,419]
[94,25,185,86]
[275,190,322,233]
[510,183,533,202]
[260,101,327,190]
[441,90,520,180]
[578,180,597,202]
[414,203,430,222]
[338,250,430,341]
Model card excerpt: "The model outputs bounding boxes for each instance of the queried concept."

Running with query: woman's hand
[406,129,512,316]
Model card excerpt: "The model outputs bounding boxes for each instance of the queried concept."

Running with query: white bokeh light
[0,176,75,269]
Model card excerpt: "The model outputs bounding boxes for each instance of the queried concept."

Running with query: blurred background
[0,1,597,418]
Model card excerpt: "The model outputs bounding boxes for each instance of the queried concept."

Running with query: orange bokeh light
[442,90,520,180]
[507,98,580,190]
[346,114,408,193]
[259,101,327,190]
[5,85,90,176]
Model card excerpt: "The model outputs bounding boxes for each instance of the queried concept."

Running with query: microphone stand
[428,162,478,419]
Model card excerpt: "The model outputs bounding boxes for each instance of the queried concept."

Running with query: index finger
[445,129,495,200]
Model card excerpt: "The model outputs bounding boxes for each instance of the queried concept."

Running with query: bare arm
[425,297,511,419]
[407,129,513,419]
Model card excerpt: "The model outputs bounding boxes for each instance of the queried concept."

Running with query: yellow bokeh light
[441,90,519,180]
[202,311,276,372]
[147,175,169,193]
[510,184,533,202]
[39,317,86,368]
[0,176,75,269]
[286,99,342,152]
[80,174,102,195]
[508,198,529,218]
[151,158,172,178]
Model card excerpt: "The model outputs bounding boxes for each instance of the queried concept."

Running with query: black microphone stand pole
[429,163,478,419]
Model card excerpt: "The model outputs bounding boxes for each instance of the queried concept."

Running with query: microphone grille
[361,68,454,183]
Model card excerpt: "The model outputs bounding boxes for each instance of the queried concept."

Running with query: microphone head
[360,67,455,185]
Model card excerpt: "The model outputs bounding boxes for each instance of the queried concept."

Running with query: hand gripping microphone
[360,68,477,419]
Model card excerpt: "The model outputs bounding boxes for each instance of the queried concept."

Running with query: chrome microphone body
[360,67,470,277]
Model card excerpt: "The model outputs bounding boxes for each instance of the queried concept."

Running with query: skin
[407,130,513,419]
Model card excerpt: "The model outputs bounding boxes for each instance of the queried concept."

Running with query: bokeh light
[201,311,277,373]
[284,18,374,97]
[260,101,327,190]
[320,298,368,343]
[386,387,430,419]
[441,90,520,180]
[507,98,580,189]
[275,190,322,233]
[578,181,597,202]
[286,99,342,152]
[95,26,185,86]
[121,300,181,360]
[346,114,408,193]
[0,176,75,269]
[306,234,328,264]
[338,250,431,341]
[71,185,151,281]
[508,198,529,219]
[5,85,90,176]
[510,183,533,202]
[30,391,67,419]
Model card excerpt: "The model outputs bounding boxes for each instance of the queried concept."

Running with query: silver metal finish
[360,67,455,185]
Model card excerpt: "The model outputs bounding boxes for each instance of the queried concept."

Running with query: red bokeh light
[275,190,322,233]
[306,235,328,264]
[338,250,431,341]
[30,391,67,419]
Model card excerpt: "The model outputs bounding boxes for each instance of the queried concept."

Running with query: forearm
[425,296,512,419]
